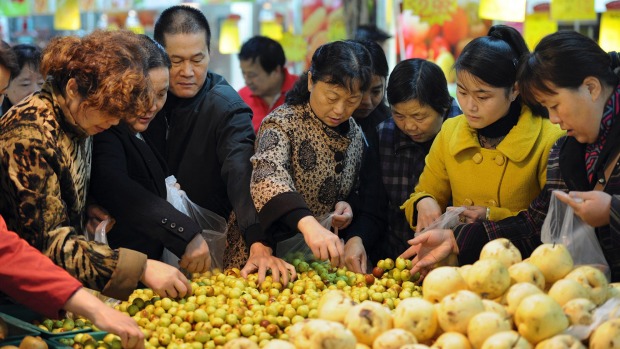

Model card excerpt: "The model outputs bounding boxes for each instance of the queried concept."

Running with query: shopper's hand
[179,233,211,273]
[344,236,367,274]
[332,201,353,231]
[63,289,144,349]
[141,259,191,298]
[400,229,457,278]
[458,205,487,223]
[89,305,145,349]
[85,204,115,235]
[415,197,442,234]
[555,190,612,227]
[240,242,297,285]
[298,216,345,267]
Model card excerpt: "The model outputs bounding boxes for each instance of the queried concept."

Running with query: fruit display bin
[0,311,40,342]
[0,304,93,338]
[0,336,58,349]
[48,331,112,349]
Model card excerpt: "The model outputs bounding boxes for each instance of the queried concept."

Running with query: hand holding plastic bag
[162,176,227,270]
[542,191,610,281]
[401,207,465,277]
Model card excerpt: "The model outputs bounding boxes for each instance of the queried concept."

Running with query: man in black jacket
[144,5,296,283]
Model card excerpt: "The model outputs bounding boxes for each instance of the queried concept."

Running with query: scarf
[585,84,620,182]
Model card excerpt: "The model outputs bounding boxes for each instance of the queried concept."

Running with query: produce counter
[2,240,620,349]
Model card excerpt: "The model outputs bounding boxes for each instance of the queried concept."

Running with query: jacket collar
[41,79,90,139]
[448,106,541,162]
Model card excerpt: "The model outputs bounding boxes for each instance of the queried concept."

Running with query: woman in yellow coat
[401,25,564,233]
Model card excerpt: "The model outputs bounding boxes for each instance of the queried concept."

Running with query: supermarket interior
[1,0,617,89]
[3,1,620,349]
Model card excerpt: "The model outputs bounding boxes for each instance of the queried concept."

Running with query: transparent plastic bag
[162,176,227,270]
[565,297,620,339]
[415,206,466,237]
[83,219,112,245]
[275,212,340,262]
[541,191,610,281]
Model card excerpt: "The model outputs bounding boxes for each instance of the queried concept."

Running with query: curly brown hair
[41,30,153,120]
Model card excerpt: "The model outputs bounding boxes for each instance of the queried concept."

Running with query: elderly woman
[0,30,190,300]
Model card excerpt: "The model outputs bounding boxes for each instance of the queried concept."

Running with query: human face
[391,99,443,143]
[0,65,9,107]
[240,58,282,98]
[164,32,210,99]
[127,67,169,133]
[534,79,605,144]
[6,63,44,105]
[456,70,517,129]
[63,79,121,135]
[353,74,386,119]
[307,74,363,128]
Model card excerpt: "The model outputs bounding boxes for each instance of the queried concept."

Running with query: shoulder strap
[594,149,620,191]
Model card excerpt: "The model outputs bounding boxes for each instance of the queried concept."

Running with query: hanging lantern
[219,14,241,55]
[551,0,596,21]
[260,20,283,41]
[600,1,620,52]
[54,0,81,30]
[479,0,526,22]
[524,3,557,50]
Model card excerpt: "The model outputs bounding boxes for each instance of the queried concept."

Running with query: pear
[18,336,48,349]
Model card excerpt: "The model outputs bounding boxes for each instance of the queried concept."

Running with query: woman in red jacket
[0,215,145,349]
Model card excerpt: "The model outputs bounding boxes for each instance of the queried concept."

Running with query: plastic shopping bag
[275,212,338,262]
[162,176,227,270]
[415,206,466,237]
[565,297,620,340]
[411,207,465,267]
[83,219,112,245]
[541,191,610,281]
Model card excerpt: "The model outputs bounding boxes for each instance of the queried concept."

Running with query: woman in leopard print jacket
[248,41,373,274]
[0,30,189,300]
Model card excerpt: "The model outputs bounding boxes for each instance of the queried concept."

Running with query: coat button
[598,178,605,184]
[488,200,498,207]
[161,218,167,224]
[495,155,505,166]
[178,227,184,233]
[472,153,483,164]
[170,223,176,228]
[335,164,344,174]
[463,198,473,206]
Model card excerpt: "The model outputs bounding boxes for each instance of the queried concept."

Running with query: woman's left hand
[555,191,612,227]
[332,201,353,231]
[458,206,487,223]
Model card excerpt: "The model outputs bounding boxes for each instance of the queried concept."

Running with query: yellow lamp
[551,0,596,21]
[600,2,620,52]
[524,3,557,50]
[479,0,526,22]
[219,14,241,55]
[54,0,80,30]
[260,20,283,41]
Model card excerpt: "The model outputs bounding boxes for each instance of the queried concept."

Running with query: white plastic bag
[162,176,227,270]
[565,297,620,339]
[415,207,466,237]
[541,191,610,281]
[275,212,340,261]
[83,219,112,245]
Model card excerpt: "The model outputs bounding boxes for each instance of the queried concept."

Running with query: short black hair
[355,24,391,43]
[154,5,212,52]
[387,58,451,117]
[238,36,286,74]
[519,30,620,110]
[0,41,20,79]
[286,40,373,105]
[138,35,171,70]
[11,44,42,76]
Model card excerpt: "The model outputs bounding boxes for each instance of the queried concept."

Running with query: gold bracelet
[485,207,491,220]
